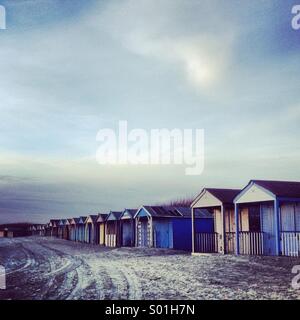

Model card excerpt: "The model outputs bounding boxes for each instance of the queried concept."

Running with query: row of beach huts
[28,180,300,257]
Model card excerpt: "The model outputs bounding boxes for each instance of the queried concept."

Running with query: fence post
[191,207,195,253]
[235,203,240,255]
[274,198,281,256]
[221,205,226,254]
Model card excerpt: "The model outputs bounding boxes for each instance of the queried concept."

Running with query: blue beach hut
[134,206,213,251]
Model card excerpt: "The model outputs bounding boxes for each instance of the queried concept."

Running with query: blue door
[122,221,132,246]
[154,220,170,248]
[261,204,276,255]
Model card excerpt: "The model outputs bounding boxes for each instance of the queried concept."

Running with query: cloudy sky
[0,0,299,223]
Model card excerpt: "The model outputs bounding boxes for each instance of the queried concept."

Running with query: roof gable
[70,218,80,225]
[135,206,191,218]
[235,181,275,204]
[78,216,87,224]
[85,215,98,224]
[96,214,108,223]
[58,219,67,226]
[251,180,300,198]
[121,209,137,220]
[192,188,241,207]
[192,189,222,208]
[107,211,122,221]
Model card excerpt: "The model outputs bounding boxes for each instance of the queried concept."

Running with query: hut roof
[120,209,138,219]
[85,215,98,224]
[96,213,108,223]
[249,180,300,198]
[106,211,123,221]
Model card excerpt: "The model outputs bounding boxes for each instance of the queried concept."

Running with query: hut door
[261,204,276,255]
[122,221,132,246]
[154,221,169,248]
[100,224,105,245]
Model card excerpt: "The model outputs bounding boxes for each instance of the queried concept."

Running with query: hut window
[249,206,261,232]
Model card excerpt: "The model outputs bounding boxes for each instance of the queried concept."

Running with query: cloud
[100,0,235,91]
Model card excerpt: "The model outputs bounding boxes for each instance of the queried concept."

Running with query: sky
[0,0,300,223]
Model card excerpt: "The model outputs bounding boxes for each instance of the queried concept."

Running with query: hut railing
[239,231,264,255]
[195,232,219,253]
[280,232,300,257]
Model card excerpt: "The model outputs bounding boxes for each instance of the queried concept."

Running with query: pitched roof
[139,206,196,218]
[204,188,241,204]
[58,219,68,225]
[50,219,60,224]
[121,209,138,219]
[85,215,98,223]
[71,218,80,224]
[96,213,108,223]
[78,216,87,224]
[250,180,300,198]
[107,211,123,221]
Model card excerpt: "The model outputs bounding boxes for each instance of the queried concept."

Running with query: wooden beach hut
[76,216,86,242]
[120,209,137,247]
[57,219,68,239]
[66,219,73,240]
[134,206,213,251]
[44,223,51,236]
[234,180,300,257]
[28,225,36,236]
[84,215,98,244]
[49,219,59,237]
[191,188,241,254]
[96,214,108,245]
[105,211,122,247]
[69,218,79,241]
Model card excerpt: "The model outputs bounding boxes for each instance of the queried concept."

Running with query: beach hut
[63,219,70,240]
[28,225,36,236]
[191,188,241,254]
[44,223,48,236]
[96,214,108,245]
[84,215,98,244]
[44,223,51,236]
[120,209,137,247]
[49,220,59,237]
[57,219,65,239]
[234,180,300,257]
[76,216,87,242]
[134,206,213,251]
[0,225,29,238]
[105,211,122,247]
[69,218,79,241]
[66,219,73,240]
[36,224,44,236]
